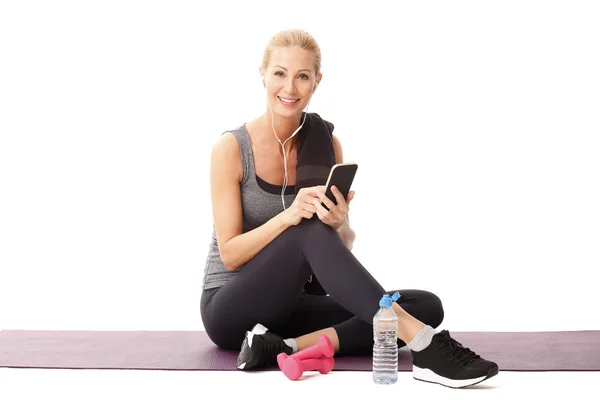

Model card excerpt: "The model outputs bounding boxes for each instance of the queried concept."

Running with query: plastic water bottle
[372,292,400,384]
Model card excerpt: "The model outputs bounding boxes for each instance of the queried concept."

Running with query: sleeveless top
[202,113,336,290]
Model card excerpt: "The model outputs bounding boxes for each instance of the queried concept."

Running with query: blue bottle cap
[379,294,392,307]
[391,291,401,301]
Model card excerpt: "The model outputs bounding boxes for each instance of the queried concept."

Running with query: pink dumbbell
[276,336,335,380]
[277,353,335,381]
[291,335,335,361]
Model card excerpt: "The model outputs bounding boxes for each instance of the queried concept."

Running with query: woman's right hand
[281,185,326,227]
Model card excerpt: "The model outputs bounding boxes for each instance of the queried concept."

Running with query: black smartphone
[322,162,358,210]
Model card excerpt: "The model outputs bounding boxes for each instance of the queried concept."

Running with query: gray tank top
[202,124,297,290]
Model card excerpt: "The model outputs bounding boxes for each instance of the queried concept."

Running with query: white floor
[1,368,598,399]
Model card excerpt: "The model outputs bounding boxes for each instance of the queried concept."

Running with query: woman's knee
[204,325,245,350]
[396,289,445,328]
[278,217,323,241]
[423,290,445,328]
[201,296,245,350]
[294,217,337,240]
[264,217,319,250]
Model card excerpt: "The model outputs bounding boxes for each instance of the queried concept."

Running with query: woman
[200,29,498,388]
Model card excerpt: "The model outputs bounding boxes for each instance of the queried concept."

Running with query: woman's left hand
[313,186,355,230]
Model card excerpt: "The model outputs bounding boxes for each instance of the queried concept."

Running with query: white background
[1,0,599,334]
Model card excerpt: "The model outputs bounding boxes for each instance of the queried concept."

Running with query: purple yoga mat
[1,330,599,371]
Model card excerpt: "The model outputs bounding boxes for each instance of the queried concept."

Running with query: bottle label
[374,331,397,342]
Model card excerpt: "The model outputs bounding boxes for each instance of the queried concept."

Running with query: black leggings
[200,218,444,357]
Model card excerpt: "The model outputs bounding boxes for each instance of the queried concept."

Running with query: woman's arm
[210,133,292,271]
[332,134,356,251]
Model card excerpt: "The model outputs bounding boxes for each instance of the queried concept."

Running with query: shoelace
[436,330,481,366]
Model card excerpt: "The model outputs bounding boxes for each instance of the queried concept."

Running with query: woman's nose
[284,78,297,94]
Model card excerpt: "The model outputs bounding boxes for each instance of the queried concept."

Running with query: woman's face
[263,46,321,119]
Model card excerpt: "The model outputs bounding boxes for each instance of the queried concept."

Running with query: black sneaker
[236,323,293,370]
[411,330,499,388]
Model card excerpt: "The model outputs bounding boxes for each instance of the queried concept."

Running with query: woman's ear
[314,73,323,92]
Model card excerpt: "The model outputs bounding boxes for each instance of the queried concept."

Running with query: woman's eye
[275,71,284,77]
[300,74,309,80]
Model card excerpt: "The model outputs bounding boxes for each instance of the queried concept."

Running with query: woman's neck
[252,111,304,153]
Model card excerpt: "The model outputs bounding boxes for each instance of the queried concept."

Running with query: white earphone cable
[267,99,310,210]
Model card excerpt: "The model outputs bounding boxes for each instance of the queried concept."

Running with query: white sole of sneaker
[413,365,498,388]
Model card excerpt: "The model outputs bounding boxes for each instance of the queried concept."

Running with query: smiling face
[262,46,321,120]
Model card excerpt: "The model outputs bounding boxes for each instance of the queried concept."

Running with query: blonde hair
[261,29,322,77]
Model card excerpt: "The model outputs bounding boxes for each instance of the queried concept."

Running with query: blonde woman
[200,29,498,388]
